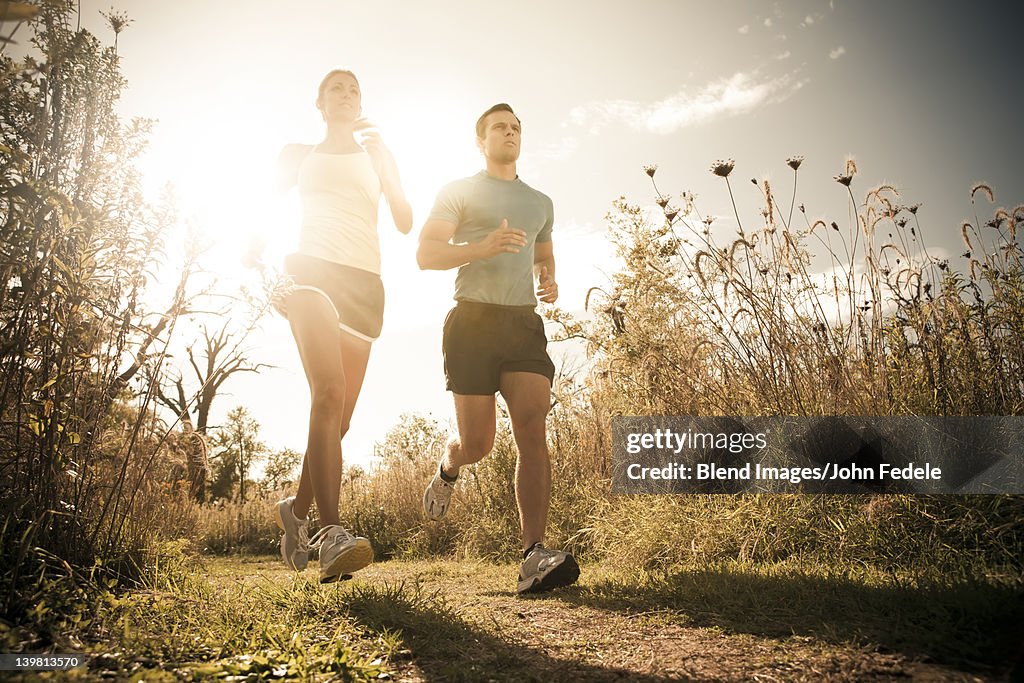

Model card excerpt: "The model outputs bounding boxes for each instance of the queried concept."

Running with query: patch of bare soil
[344,561,998,682]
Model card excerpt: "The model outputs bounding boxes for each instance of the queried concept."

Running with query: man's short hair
[476,103,521,139]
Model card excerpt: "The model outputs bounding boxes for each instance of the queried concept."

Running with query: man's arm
[534,240,558,303]
[417,218,528,271]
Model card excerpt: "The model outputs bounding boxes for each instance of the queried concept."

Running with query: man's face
[317,72,361,123]
[477,110,521,164]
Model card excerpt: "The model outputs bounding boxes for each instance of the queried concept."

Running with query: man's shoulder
[516,178,554,209]
[438,172,486,194]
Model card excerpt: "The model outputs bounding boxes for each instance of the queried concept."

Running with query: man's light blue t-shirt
[429,171,553,306]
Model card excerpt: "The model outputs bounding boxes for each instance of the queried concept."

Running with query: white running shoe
[309,524,373,584]
[517,544,580,595]
[274,496,309,571]
[422,464,456,521]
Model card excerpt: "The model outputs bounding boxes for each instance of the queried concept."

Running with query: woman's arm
[276,144,310,193]
[382,176,413,235]
[243,144,308,269]
[359,130,413,234]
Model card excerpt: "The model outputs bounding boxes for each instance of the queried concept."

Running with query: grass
[79,555,393,681]
[575,494,1024,575]
[6,553,1016,681]
[2,3,1020,676]
[568,561,1023,671]
[5,58,1023,678]
[113,160,1022,680]
[197,495,282,556]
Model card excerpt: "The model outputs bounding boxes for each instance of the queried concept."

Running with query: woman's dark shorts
[442,300,555,395]
[272,253,385,342]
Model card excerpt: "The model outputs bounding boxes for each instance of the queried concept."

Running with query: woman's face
[317,72,361,123]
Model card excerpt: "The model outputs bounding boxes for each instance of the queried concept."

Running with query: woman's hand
[354,118,412,233]
[354,119,400,188]
[242,234,267,270]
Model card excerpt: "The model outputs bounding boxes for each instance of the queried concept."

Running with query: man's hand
[478,219,527,259]
[536,265,558,303]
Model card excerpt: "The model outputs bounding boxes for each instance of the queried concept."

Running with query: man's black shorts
[442,300,555,395]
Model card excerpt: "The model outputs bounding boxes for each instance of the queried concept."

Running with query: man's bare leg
[499,371,552,551]
[442,394,498,476]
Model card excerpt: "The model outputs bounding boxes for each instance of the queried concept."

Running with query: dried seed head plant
[580,156,1024,420]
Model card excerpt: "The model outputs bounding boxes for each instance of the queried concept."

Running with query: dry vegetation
[1,3,1021,678]
[296,158,1024,581]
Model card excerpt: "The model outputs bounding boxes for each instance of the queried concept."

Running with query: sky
[32,0,1024,471]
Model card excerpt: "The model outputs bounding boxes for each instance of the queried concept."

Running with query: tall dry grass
[325,158,1024,578]
[555,159,1024,573]
[0,7,232,645]
[197,495,281,555]
[199,404,610,565]
[578,160,1024,418]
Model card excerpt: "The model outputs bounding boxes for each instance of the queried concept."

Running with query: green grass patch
[85,556,395,681]
[16,553,1018,680]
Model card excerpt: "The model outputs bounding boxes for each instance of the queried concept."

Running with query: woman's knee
[310,380,346,414]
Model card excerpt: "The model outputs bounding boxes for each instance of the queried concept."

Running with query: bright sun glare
[135,99,482,318]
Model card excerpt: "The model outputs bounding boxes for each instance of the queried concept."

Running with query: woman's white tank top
[297,148,381,274]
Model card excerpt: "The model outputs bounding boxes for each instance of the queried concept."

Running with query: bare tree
[153,319,271,500]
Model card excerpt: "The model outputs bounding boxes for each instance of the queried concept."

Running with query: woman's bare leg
[287,292,372,526]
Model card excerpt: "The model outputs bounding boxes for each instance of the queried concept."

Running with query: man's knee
[511,408,549,443]
[456,432,494,463]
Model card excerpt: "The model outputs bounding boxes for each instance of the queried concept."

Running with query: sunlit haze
[53,0,1024,468]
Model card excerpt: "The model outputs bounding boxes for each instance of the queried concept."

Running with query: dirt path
[205,557,1003,682]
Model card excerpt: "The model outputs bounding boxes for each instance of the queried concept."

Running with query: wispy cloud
[764,17,773,27]
[567,71,806,136]
[801,14,815,27]
[775,50,792,61]
[535,136,579,162]
[738,24,750,34]
[829,46,846,60]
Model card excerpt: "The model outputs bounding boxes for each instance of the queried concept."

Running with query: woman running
[271,69,412,582]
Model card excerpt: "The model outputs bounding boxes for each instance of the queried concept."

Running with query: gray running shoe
[309,524,373,584]
[517,544,580,595]
[274,496,309,571]
[423,464,456,521]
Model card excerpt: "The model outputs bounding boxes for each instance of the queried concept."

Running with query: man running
[416,103,579,595]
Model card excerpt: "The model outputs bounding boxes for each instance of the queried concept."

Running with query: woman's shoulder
[275,144,315,190]
[278,143,315,163]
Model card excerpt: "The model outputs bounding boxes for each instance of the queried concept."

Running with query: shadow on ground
[550,565,1023,678]
[342,581,678,683]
